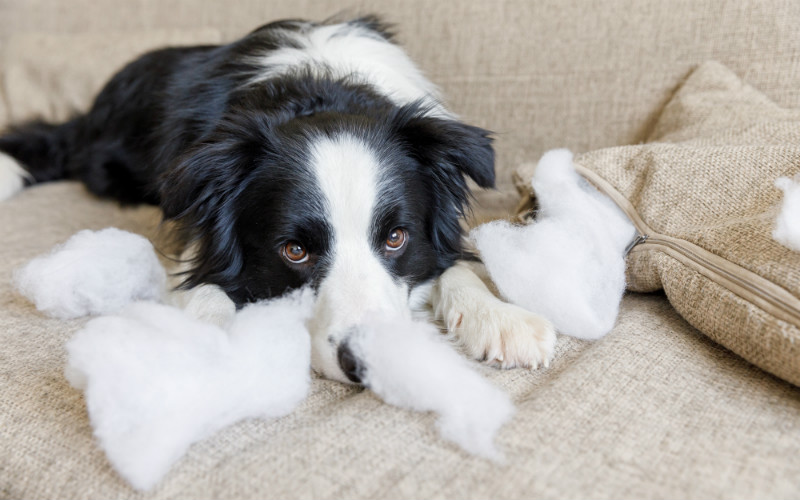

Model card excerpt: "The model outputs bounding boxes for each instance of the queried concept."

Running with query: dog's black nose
[337,341,364,384]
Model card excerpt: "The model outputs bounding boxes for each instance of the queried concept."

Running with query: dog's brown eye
[282,241,308,263]
[385,228,407,251]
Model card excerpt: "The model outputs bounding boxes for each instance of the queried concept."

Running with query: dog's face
[161,86,494,383]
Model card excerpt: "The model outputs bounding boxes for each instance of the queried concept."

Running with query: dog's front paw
[446,299,556,369]
[168,284,236,329]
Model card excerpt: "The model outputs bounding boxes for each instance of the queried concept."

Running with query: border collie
[0,16,555,382]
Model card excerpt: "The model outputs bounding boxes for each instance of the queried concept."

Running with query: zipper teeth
[572,163,800,327]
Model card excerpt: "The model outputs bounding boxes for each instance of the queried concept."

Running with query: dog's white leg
[0,152,32,201]
[171,284,237,329]
[431,260,556,369]
[166,244,236,329]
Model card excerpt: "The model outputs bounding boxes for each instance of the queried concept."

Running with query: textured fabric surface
[3,187,800,500]
[520,62,800,386]
[2,1,800,498]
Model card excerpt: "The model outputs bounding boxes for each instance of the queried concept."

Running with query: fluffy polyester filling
[351,317,514,460]
[16,228,517,490]
[65,290,314,491]
[472,149,636,339]
[14,228,166,318]
[774,174,800,252]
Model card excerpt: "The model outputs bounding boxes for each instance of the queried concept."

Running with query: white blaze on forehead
[251,22,450,117]
[309,134,381,243]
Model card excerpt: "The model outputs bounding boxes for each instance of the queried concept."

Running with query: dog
[0,16,555,383]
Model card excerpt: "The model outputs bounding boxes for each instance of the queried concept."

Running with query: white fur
[471,149,636,340]
[408,278,435,322]
[250,22,448,116]
[351,315,514,460]
[306,135,411,382]
[65,289,314,491]
[432,261,556,367]
[167,243,237,328]
[14,228,166,319]
[0,152,31,200]
[773,174,800,251]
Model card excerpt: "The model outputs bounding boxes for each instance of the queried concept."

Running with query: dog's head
[160,79,494,382]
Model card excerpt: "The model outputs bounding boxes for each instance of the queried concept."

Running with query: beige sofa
[2,1,799,498]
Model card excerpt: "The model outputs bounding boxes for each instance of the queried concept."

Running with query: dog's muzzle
[307,242,412,383]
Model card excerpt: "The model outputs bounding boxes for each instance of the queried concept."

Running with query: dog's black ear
[159,118,267,291]
[392,108,495,268]
[394,110,495,189]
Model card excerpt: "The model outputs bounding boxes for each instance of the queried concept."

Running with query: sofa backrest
[1,0,798,193]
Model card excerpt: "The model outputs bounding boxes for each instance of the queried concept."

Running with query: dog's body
[0,17,554,382]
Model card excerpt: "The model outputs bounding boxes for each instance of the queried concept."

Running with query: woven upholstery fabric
[517,61,800,386]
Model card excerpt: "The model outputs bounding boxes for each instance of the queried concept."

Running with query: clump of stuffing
[471,149,636,340]
[352,316,515,461]
[14,228,166,319]
[65,289,314,491]
[774,174,800,252]
[17,227,519,490]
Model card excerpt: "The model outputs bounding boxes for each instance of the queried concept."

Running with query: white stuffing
[773,174,800,252]
[351,316,514,461]
[471,149,636,340]
[16,227,519,490]
[14,228,166,319]
[65,289,314,491]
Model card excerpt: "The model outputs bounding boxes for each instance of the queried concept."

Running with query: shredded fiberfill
[471,149,636,339]
[774,174,800,252]
[14,228,166,319]
[17,227,520,490]
[65,289,314,491]
[351,316,514,460]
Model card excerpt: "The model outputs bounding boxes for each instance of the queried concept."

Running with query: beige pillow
[0,29,222,127]
[516,61,800,386]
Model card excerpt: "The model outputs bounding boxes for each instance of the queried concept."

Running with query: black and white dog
[0,16,554,382]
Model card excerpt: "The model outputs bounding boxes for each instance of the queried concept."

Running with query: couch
[2,1,799,498]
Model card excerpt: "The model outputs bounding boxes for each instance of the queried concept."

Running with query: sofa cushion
[517,61,800,386]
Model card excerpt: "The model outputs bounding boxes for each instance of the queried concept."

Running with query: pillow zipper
[573,162,800,329]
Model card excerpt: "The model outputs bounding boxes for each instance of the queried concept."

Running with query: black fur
[0,17,494,305]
